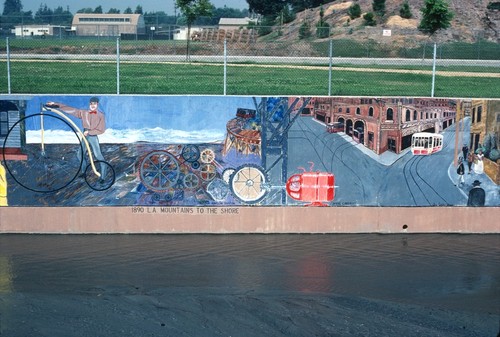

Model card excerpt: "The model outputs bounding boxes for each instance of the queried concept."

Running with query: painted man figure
[46,97,107,181]
[467,180,485,207]
[456,158,465,187]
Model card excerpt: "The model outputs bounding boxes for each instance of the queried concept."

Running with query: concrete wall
[1,207,498,234]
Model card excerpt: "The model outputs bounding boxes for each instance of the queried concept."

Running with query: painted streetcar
[411,132,444,155]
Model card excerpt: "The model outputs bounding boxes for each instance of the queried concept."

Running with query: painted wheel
[181,145,200,163]
[200,148,215,164]
[200,163,217,182]
[229,164,268,204]
[183,172,200,189]
[164,188,176,201]
[139,150,179,192]
[2,113,83,193]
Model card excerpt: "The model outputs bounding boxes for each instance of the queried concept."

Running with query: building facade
[470,99,500,184]
[313,97,456,155]
[71,13,145,37]
[13,25,67,37]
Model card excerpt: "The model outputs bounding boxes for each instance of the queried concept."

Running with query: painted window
[0,111,8,137]
[477,106,482,123]
[387,108,394,121]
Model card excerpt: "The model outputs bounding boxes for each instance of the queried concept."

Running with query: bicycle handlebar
[42,104,101,178]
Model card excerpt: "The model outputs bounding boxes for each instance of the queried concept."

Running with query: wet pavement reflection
[0,234,499,336]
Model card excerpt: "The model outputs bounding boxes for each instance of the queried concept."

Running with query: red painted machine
[286,163,335,207]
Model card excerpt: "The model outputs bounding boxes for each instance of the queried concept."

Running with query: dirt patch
[386,15,419,29]
[325,1,353,16]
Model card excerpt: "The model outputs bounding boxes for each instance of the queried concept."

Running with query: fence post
[116,37,120,95]
[6,37,11,94]
[328,39,333,96]
[431,42,437,97]
[223,38,227,96]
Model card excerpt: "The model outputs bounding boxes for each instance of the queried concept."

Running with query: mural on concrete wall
[1,96,499,207]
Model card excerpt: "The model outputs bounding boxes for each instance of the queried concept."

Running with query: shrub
[348,3,362,19]
[400,1,412,19]
[363,12,376,26]
[299,21,312,39]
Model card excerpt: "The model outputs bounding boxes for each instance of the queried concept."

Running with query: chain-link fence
[1,30,499,97]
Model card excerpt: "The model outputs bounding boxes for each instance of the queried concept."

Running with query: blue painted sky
[26,96,260,143]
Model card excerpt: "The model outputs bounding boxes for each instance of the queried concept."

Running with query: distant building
[71,13,145,37]
[174,27,203,40]
[13,24,67,37]
[218,17,257,30]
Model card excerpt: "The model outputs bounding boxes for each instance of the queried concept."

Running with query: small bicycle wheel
[181,145,200,163]
[2,113,83,193]
[200,163,217,182]
[85,160,115,191]
[200,148,215,164]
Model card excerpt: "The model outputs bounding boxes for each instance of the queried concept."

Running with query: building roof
[218,17,256,27]
[72,13,142,26]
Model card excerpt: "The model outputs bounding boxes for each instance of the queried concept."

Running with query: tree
[419,0,454,35]
[290,0,328,12]
[2,0,31,29]
[107,8,120,14]
[372,0,385,15]
[2,0,22,15]
[298,21,311,39]
[316,6,329,38]
[124,7,133,14]
[399,1,412,19]
[93,5,103,14]
[175,0,214,60]
[246,0,287,16]
[348,3,361,19]
[34,4,53,24]
[135,5,143,14]
[77,8,94,14]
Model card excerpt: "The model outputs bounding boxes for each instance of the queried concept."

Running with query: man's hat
[472,180,481,186]
[89,96,99,103]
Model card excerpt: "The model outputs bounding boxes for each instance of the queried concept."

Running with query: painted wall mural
[1,96,499,207]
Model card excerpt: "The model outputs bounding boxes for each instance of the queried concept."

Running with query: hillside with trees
[247,0,500,44]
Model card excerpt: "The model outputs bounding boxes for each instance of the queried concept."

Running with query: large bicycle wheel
[229,164,268,204]
[2,113,83,193]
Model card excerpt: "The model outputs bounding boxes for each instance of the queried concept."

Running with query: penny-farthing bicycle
[2,105,115,193]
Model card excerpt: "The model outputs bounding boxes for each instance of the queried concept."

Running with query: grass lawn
[1,60,499,97]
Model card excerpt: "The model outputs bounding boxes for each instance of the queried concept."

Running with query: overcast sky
[20,0,249,14]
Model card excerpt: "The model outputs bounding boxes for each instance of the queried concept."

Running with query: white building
[173,27,203,40]
[13,25,67,37]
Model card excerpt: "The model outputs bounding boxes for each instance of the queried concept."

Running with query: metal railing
[1,32,499,97]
